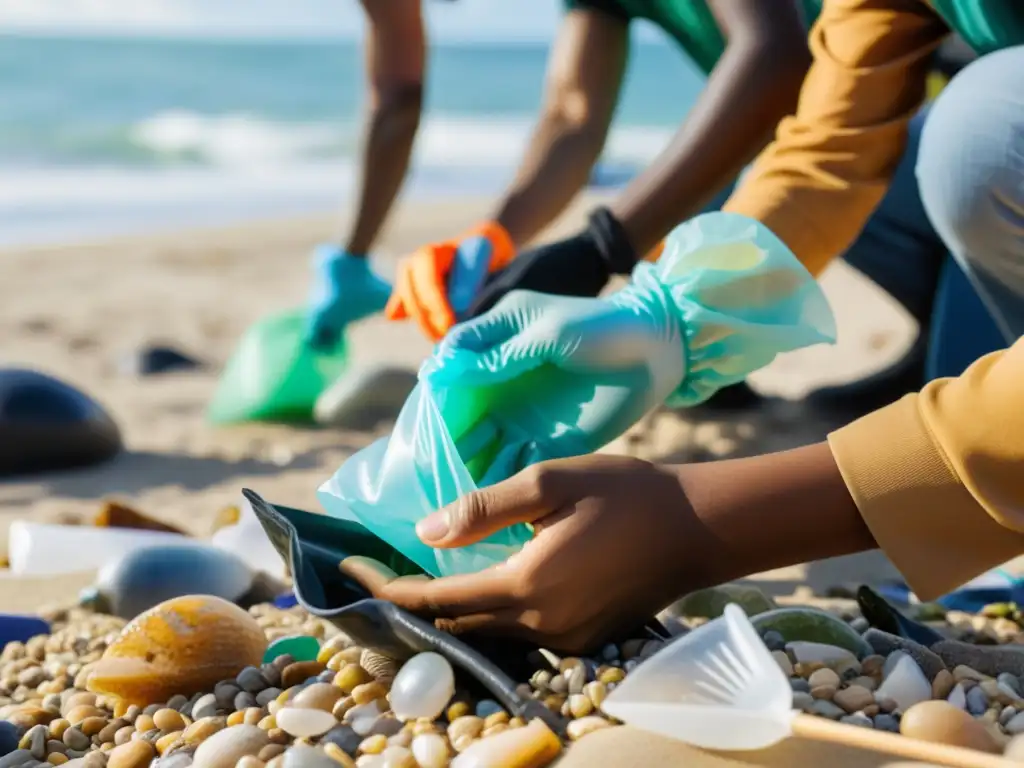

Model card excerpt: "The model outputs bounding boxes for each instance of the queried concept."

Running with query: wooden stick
[791,713,1018,768]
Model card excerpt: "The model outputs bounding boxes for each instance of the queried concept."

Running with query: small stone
[446,717,483,745]
[321,727,361,757]
[153,711,186,734]
[1002,706,1019,726]
[192,696,219,721]
[567,695,593,719]
[762,631,786,653]
[280,745,336,768]
[753,609,872,657]
[60,731,88,754]
[873,714,899,733]
[351,684,387,708]
[263,637,320,666]
[565,717,612,741]
[192,726,269,768]
[931,669,954,700]
[947,684,967,711]
[471,701,501,721]
[847,676,877,692]
[787,643,859,671]
[792,693,815,712]
[0,723,21,757]
[833,686,874,714]
[235,669,268,696]
[900,701,999,752]
[810,686,837,700]
[547,675,567,696]
[999,673,1023,697]
[766,651,791,678]
[0,751,35,768]
[233,694,257,713]
[597,668,624,685]
[357,735,387,755]
[106,741,155,768]
[965,686,988,716]
[789,678,810,694]
[183,718,227,746]
[953,665,989,684]
[333,668,371,695]
[255,690,280,709]
[409,734,447,768]
[839,713,872,729]
[1006,711,1024,735]
[810,700,846,720]
[291,685,343,713]
[281,663,326,690]
[275,708,336,738]
[388,654,454,723]
[807,669,840,689]
[875,653,931,711]
[849,617,869,633]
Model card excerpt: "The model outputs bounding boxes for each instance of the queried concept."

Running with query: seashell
[449,719,561,768]
[86,595,267,705]
[89,544,254,619]
[389,653,455,722]
[360,649,399,685]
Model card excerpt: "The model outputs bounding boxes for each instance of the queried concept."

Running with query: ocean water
[0,33,705,246]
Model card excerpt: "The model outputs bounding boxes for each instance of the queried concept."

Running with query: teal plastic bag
[318,213,836,577]
[208,309,348,424]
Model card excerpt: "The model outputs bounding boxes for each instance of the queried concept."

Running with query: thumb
[416,465,562,548]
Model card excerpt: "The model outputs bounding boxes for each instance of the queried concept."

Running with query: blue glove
[423,212,837,482]
[305,246,391,351]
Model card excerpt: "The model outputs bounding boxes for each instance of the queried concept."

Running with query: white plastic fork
[602,603,1018,768]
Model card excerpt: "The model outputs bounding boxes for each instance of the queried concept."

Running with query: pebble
[1002,706,1018,726]
[999,672,1023,697]
[280,663,325,690]
[839,713,873,729]
[192,726,269,768]
[874,653,931,711]
[873,714,900,733]
[762,631,786,653]
[332,667,371,696]
[933,640,1024,679]
[833,686,874,714]
[321,727,361,757]
[786,642,859,671]
[61,731,89,754]
[770,652,793,677]
[388,654,454,723]
[789,678,810,694]
[806,669,840,689]
[290,685,342,713]
[931,669,954,700]
[191,695,219,721]
[947,683,967,711]
[450,719,561,767]
[900,701,999,753]
[280,746,336,768]
[236,669,268,695]
[809,701,846,720]
[792,693,814,712]
[274,709,336,739]
[0,723,19,757]
[409,735,447,768]
[1006,712,1024,735]
[965,685,989,716]
[0,751,34,768]
[861,630,946,681]
[106,741,155,768]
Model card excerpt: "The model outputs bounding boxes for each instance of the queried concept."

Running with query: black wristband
[586,206,639,276]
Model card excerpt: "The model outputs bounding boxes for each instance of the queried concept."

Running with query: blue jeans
[713,47,1023,381]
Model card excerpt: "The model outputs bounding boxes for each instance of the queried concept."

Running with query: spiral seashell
[360,648,399,685]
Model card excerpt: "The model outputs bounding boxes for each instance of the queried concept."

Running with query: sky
[0,0,565,42]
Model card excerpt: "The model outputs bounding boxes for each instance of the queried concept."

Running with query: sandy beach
[0,191,917,611]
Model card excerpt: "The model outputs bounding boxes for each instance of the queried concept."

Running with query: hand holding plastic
[319,213,836,577]
[305,246,391,351]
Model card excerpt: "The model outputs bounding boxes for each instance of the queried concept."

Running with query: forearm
[492,114,607,248]
[675,442,875,588]
[611,39,809,256]
[344,83,423,256]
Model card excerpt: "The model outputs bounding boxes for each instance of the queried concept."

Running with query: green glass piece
[208,309,349,424]
[263,634,321,664]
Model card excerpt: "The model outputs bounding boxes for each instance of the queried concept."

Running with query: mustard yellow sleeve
[722,0,948,275]
[828,340,1024,601]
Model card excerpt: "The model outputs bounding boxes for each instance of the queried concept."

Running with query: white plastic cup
[7,521,190,576]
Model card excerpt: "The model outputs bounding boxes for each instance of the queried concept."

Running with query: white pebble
[1006,712,1024,736]
[875,653,930,712]
[411,733,449,768]
[275,707,337,738]
[389,652,455,722]
[947,683,967,711]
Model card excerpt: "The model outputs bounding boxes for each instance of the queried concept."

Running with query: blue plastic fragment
[273,591,298,609]
[0,613,50,648]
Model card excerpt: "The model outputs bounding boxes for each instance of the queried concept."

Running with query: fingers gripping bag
[318,213,837,577]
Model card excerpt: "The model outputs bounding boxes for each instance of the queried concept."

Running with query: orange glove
[384,220,516,341]
[644,240,665,263]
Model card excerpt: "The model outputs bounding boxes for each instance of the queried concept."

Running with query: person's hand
[340,454,711,651]
[384,221,516,342]
[305,246,392,351]
[467,207,639,318]
[423,288,687,484]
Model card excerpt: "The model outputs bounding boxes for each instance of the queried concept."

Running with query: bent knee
[915,46,1024,284]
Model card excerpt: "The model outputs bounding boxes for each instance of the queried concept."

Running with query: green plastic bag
[208,309,349,424]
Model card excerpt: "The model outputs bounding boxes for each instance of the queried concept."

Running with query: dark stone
[321,726,362,756]
[762,631,786,653]
[862,629,947,680]
[91,544,253,619]
[0,369,121,476]
[931,640,1024,678]
[789,677,811,693]
[873,714,900,733]
[0,722,20,757]
[119,345,202,376]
